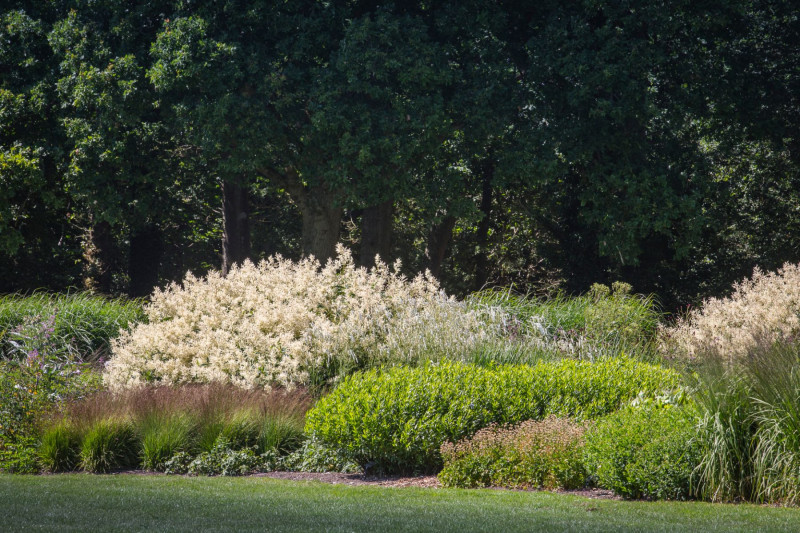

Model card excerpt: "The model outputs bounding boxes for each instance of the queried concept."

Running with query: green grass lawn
[2,474,799,532]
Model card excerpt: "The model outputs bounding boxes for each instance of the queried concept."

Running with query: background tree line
[1,0,798,309]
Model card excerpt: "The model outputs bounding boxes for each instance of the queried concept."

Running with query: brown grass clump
[58,383,312,430]
[439,416,587,490]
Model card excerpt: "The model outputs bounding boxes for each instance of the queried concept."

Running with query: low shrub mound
[305,358,681,474]
[438,417,587,490]
[584,406,700,500]
[663,262,800,361]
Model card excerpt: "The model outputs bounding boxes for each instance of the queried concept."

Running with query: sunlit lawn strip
[2,475,800,532]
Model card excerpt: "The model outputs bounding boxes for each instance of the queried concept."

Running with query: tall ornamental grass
[690,340,800,504]
[38,384,311,473]
[663,262,800,361]
[467,282,661,364]
[664,263,800,503]
[0,292,144,361]
[106,247,661,391]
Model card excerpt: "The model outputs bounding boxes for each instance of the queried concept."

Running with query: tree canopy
[1,0,798,308]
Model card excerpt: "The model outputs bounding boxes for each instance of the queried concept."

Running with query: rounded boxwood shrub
[584,405,700,500]
[305,358,680,474]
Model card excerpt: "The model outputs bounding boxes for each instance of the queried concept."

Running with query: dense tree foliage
[1,0,798,307]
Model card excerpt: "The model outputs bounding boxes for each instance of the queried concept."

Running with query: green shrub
[0,311,102,473]
[80,418,138,473]
[439,417,587,490]
[140,413,197,471]
[584,406,700,500]
[38,421,81,472]
[306,358,680,474]
[164,439,276,476]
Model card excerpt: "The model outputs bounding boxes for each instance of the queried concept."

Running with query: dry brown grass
[54,384,312,429]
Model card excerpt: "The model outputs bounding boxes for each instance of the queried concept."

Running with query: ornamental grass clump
[439,417,587,490]
[140,413,197,471]
[40,384,311,473]
[468,282,661,364]
[663,262,800,362]
[0,292,144,361]
[80,418,138,473]
[104,246,524,390]
[689,339,800,504]
[38,421,81,473]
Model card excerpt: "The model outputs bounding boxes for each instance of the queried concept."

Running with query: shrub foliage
[584,406,701,500]
[439,417,587,489]
[305,358,680,473]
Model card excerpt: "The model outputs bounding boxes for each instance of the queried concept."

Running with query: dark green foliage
[163,439,277,476]
[305,358,680,474]
[38,421,81,472]
[80,418,138,473]
[584,406,701,501]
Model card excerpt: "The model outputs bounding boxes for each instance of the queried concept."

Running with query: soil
[104,469,619,498]
[254,471,442,489]
[254,471,621,499]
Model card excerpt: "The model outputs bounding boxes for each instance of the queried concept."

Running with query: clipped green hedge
[584,406,701,500]
[305,358,681,473]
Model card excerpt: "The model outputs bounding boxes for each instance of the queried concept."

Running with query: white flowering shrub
[663,262,800,360]
[104,246,515,390]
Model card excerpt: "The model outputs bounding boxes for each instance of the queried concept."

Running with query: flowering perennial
[664,262,800,360]
[104,246,514,390]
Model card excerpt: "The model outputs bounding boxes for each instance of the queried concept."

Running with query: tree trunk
[255,167,343,266]
[425,215,456,279]
[360,199,393,268]
[128,224,163,297]
[83,220,114,293]
[222,180,251,276]
[475,160,494,290]
[301,185,343,265]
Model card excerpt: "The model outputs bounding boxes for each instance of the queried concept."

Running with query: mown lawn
[2,475,800,532]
